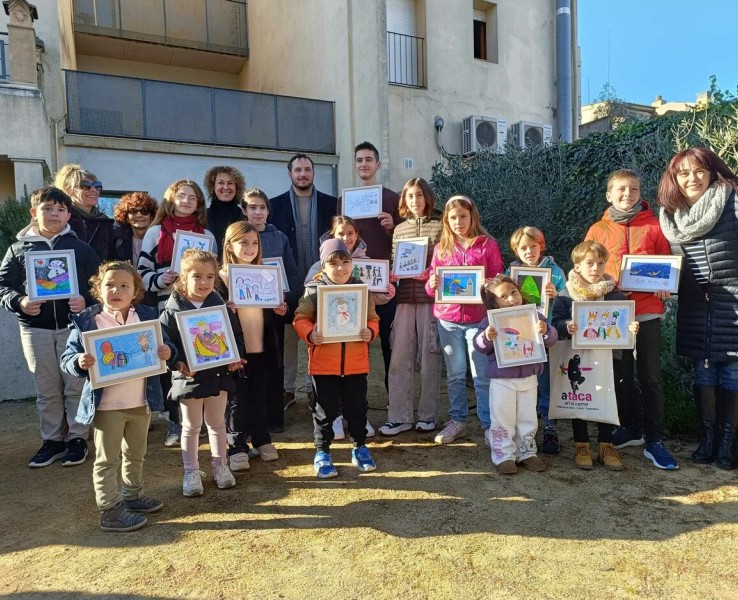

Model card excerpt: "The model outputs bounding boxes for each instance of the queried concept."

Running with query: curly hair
[53,163,98,194]
[89,261,145,304]
[113,192,158,225]
[203,166,246,201]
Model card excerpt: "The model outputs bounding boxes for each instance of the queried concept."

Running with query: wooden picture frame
[228,264,283,308]
[316,284,368,344]
[488,304,547,368]
[618,254,682,294]
[571,300,636,350]
[341,185,383,220]
[509,265,552,316]
[351,258,390,292]
[174,305,241,372]
[82,321,167,390]
[392,237,429,279]
[435,266,485,304]
[24,249,79,301]
[171,230,215,274]
[262,256,290,292]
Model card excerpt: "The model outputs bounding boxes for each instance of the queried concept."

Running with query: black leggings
[228,352,271,451]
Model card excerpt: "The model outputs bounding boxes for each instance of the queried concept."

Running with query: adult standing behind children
[112,192,158,268]
[204,166,246,258]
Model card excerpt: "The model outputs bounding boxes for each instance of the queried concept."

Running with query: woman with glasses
[53,164,115,261]
[112,192,158,267]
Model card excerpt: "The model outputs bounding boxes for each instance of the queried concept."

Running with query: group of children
[0,166,678,532]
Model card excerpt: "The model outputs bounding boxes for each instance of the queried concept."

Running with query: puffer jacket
[585,201,671,317]
[425,235,504,323]
[393,212,443,304]
[293,273,379,376]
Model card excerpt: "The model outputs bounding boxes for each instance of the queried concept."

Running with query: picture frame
[571,300,636,350]
[171,230,215,274]
[618,254,683,294]
[316,284,368,344]
[341,185,383,220]
[509,266,552,316]
[351,258,390,292]
[488,304,547,368]
[82,321,167,390]
[392,237,429,279]
[262,256,290,292]
[174,305,241,372]
[228,264,283,308]
[24,249,79,301]
[435,266,485,304]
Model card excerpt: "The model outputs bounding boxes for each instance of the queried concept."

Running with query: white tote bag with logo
[548,339,620,425]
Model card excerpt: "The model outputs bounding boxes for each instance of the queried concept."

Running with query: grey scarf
[659,182,730,244]
[289,186,319,279]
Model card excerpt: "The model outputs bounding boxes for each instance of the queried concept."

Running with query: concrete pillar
[12,158,44,198]
[3,0,39,86]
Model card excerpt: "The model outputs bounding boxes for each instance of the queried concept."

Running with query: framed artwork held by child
[571,300,636,350]
[174,305,241,372]
[351,259,390,292]
[316,284,368,344]
[509,266,552,316]
[228,264,283,308]
[171,231,215,274]
[392,237,429,279]
[24,249,79,301]
[487,304,547,368]
[341,185,383,220]
[618,255,682,294]
[435,266,485,304]
[262,257,290,292]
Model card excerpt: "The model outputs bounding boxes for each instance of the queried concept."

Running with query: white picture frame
[171,230,215,274]
[262,256,290,292]
[571,300,636,350]
[316,284,368,344]
[228,264,283,308]
[341,185,383,220]
[509,266,553,316]
[24,249,79,301]
[174,305,241,373]
[487,304,547,368]
[392,237,429,279]
[351,258,390,292]
[618,254,682,294]
[434,266,485,304]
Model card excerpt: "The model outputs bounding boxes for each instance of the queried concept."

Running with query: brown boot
[574,442,593,470]
[520,455,546,472]
[496,460,518,475]
[598,442,624,471]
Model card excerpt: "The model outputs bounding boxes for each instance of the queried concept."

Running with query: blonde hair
[152,180,208,228]
[437,195,489,258]
[89,261,145,304]
[222,221,262,273]
[172,249,219,295]
[571,240,609,264]
[53,163,98,195]
[510,226,546,254]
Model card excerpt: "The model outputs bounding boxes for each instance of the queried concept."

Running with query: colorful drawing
[171,231,215,273]
[352,259,390,292]
[229,265,283,308]
[572,301,636,350]
[509,266,552,315]
[262,257,290,292]
[435,266,484,304]
[342,185,382,219]
[488,304,546,368]
[25,250,79,301]
[96,331,155,372]
[392,238,428,278]
[186,317,232,365]
[618,255,682,293]
[175,305,240,372]
[317,284,368,343]
[441,271,477,297]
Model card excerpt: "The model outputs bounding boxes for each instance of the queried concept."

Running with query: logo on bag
[558,354,594,401]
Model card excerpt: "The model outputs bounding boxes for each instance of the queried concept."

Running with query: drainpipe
[556,0,573,142]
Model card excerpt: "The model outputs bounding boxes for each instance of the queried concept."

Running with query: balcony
[65,70,335,154]
[72,0,248,74]
[387,31,425,88]
[0,32,8,81]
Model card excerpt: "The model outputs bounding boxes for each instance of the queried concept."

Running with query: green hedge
[0,196,31,257]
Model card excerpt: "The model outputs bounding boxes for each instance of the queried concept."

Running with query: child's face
[333,223,357,252]
[405,185,427,218]
[323,256,352,284]
[100,269,136,312]
[446,207,471,239]
[244,196,268,227]
[606,177,641,212]
[490,282,523,307]
[172,185,199,217]
[516,236,542,266]
[574,254,606,284]
[230,230,260,264]
[214,173,236,202]
[31,201,71,238]
[184,261,216,301]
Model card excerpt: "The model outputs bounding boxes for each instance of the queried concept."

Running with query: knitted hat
[320,238,350,265]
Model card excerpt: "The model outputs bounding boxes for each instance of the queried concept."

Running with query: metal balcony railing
[72,0,248,56]
[65,70,335,154]
[0,33,9,81]
[387,31,425,88]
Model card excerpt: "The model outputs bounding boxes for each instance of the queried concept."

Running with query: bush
[0,195,31,257]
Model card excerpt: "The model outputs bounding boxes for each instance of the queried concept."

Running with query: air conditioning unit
[462,116,507,154]
[509,121,553,149]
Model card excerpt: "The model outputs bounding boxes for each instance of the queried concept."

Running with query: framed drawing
[228,264,283,308]
[175,305,241,372]
[618,255,682,294]
[341,185,382,220]
[82,321,167,390]
[262,256,290,292]
[509,266,552,316]
[571,300,636,350]
[352,259,390,292]
[435,266,485,304]
[171,230,215,273]
[487,304,547,368]
[25,249,79,301]
[316,284,368,344]
[392,237,429,279]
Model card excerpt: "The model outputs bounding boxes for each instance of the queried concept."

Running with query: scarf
[566,269,615,301]
[659,182,730,244]
[607,201,644,224]
[289,187,319,280]
[157,215,204,264]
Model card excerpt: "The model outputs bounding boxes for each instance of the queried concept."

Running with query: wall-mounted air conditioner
[509,121,553,149]
[462,116,507,154]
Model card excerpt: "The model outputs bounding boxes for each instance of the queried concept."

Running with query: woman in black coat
[204,165,246,258]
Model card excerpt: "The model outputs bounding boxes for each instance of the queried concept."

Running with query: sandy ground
[1,346,737,600]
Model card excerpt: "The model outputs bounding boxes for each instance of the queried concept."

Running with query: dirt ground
[1,345,737,600]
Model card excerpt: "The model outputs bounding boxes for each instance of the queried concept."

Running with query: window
[473,16,487,60]
[473,2,498,64]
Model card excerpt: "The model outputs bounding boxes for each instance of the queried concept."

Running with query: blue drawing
[95,330,157,376]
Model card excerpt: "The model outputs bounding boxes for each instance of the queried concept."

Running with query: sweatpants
[312,374,368,451]
[488,375,538,465]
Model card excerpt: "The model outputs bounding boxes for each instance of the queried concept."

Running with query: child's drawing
[441,271,477,297]
[435,266,484,304]
[489,304,546,368]
[25,249,79,301]
[392,238,428,278]
[185,316,232,365]
[509,266,552,315]
[317,284,368,343]
[352,259,389,292]
[618,255,682,293]
[229,265,283,308]
[171,231,214,273]
[324,292,359,337]
[342,185,382,219]
[572,301,636,350]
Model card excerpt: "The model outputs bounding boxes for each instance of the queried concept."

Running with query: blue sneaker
[612,427,645,449]
[351,445,377,472]
[643,441,679,470]
[314,451,338,479]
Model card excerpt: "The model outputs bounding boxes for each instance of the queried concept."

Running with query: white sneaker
[182,470,204,497]
[365,420,376,438]
[415,420,437,432]
[434,420,468,445]
[229,451,250,472]
[213,463,236,489]
[332,417,345,440]
[256,443,280,462]
[379,422,413,436]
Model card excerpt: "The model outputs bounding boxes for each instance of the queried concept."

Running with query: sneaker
[256,443,280,462]
[598,442,624,471]
[520,455,546,472]
[314,450,338,479]
[283,391,296,411]
[365,421,376,438]
[643,441,679,470]
[62,438,88,467]
[28,440,67,468]
[182,470,204,497]
[574,442,593,470]
[213,463,236,489]
[541,426,560,455]
[612,427,645,449]
[332,417,345,440]
[351,445,377,472]
[100,505,147,532]
[122,496,163,513]
[415,420,437,432]
[379,422,413,436]
[229,451,251,472]
[199,424,208,438]
[496,460,518,475]
[434,420,467,445]
[164,422,181,447]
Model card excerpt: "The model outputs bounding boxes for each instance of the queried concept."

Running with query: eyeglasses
[128,208,153,216]
[80,181,103,191]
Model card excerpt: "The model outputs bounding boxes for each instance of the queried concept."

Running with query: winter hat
[320,238,350,265]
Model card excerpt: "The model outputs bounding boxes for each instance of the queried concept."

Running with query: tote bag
[548,339,620,425]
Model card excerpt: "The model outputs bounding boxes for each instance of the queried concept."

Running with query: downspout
[556,0,573,142]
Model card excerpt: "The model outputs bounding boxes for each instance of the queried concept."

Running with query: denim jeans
[438,319,490,428]
[693,360,738,392]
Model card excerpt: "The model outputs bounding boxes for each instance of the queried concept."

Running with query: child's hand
[228,358,248,372]
[414,268,430,282]
[484,325,497,341]
[274,302,288,316]
[385,284,396,300]
[226,300,237,313]
[175,361,194,378]
[68,295,86,313]
[536,320,548,335]
[378,211,394,231]
[428,272,439,290]
[157,344,172,361]
[566,321,578,336]
[545,283,558,298]
[629,321,640,336]
[77,353,95,370]
[389,273,399,283]
[162,269,177,285]
[310,328,323,345]
[359,327,372,342]
[654,290,671,300]
[19,296,43,316]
